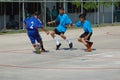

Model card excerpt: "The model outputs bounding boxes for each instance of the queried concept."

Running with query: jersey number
[30,21,34,29]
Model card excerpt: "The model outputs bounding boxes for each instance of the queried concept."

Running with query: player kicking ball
[48,7,73,50]
[24,12,49,54]
[75,14,93,52]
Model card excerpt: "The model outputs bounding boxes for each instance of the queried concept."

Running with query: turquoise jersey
[55,14,72,32]
[75,20,93,33]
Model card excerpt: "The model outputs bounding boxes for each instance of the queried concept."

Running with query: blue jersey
[24,17,43,44]
[24,17,43,31]
[55,14,72,32]
[75,20,93,33]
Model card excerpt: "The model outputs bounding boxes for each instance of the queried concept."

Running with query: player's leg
[85,33,93,49]
[51,30,56,38]
[78,37,90,49]
[60,33,73,48]
[50,29,61,50]
[39,40,46,52]
[78,37,87,45]
[28,35,41,53]
[36,33,46,52]
[78,32,91,52]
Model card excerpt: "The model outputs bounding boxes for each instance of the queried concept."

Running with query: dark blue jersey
[24,17,43,31]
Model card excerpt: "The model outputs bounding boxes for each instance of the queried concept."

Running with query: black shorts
[80,32,92,41]
[54,29,65,35]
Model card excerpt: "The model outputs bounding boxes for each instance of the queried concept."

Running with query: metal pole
[64,0,65,12]
[22,2,25,30]
[81,0,83,13]
[97,0,100,25]
[94,0,96,24]
[103,4,104,24]
[44,0,46,28]
[19,0,21,29]
[112,0,114,24]
[3,3,6,31]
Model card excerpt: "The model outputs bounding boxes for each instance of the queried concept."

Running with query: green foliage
[72,1,119,11]
[72,2,81,8]
[114,2,119,7]
[84,2,97,10]
[100,2,112,7]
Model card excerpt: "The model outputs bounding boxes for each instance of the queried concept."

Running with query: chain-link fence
[0,0,120,31]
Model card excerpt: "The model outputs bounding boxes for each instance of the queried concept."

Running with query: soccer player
[75,14,93,52]
[24,12,49,53]
[48,7,73,50]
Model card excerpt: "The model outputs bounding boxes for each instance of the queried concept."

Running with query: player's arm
[65,23,74,28]
[37,19,49,35]
[74,21,82,27]
[41,27,49,35]
[47,20,56,25]
[39,23,49,35]
[48,15,60,25]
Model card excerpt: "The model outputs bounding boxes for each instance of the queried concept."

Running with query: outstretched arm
[41,27,49,35]
[65,23,74,28]
[48,15,60,25]
[47,20,56,25]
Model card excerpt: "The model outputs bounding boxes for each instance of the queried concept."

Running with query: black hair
[79,14,86,19]
[59,7,64,10]
[34,12,40,16]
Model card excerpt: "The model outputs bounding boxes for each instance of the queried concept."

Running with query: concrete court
[0,26,120,80]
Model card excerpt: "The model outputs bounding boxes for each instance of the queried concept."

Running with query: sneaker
[56,43,61,50]
[69,42,73,49]
[41,48,46,52]
[35,47,41,54]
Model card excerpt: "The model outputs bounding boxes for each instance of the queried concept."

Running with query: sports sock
[54,37,60,45]
[66,38,71,44]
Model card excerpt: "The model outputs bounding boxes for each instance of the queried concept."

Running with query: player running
[75,14,93,52]
[24,12,49,53]
[48,7,73,50]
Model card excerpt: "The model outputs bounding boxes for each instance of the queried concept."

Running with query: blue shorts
[27,31,42,44]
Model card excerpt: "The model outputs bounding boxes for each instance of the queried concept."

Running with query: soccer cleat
[56,43,61,50]
[69,42,73,49]
[41,48,46,52]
